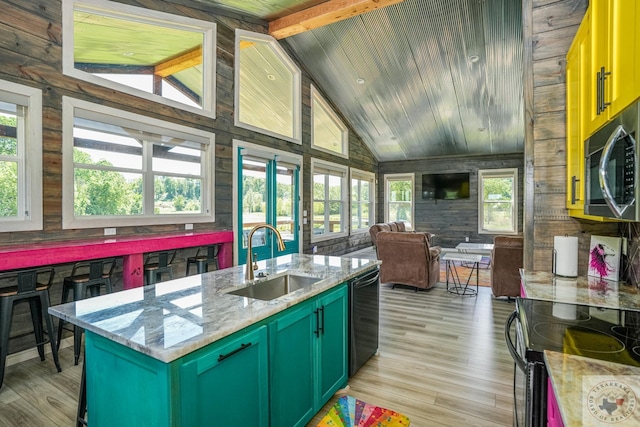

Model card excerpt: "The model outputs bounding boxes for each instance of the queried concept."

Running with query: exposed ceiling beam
[268,0,405,40]
[154,46,202,77]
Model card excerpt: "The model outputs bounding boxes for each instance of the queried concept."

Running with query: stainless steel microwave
[585,101,638,220]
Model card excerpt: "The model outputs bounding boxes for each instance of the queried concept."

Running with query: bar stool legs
[77,360,88,427]
[56,259,115,365]
[0,268,61,390]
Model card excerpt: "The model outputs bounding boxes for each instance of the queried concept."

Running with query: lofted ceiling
[185,0,525,162]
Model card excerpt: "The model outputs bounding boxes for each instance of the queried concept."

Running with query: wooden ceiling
[177,0,525,161]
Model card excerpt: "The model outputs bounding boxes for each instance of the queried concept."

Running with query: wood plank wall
[0,0,377,353]
[378,154,524,248]
[525,0,619,274]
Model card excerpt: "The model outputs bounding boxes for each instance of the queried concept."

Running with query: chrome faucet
[245,223,286,281]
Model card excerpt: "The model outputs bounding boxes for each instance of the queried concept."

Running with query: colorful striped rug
[316,395,410,427]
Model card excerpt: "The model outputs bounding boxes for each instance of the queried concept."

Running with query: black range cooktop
[517,298,640,367]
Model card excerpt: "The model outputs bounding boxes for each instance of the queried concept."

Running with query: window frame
[311,158,348,242]
[62,96,215,229]
[350,168,375,234]
[311,84,348,159]
[478,168,518,234]
[0,80,43,232]
[234,29,302,144]
[384,173,414,230]
[62,0,217,118]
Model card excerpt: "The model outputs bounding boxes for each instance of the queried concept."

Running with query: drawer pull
[218,342,252,362]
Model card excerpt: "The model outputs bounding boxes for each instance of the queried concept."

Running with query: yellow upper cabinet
[566,15,585,212]
[586,0,637,135]
[565,10,613,222]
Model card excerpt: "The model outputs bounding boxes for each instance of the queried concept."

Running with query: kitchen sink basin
[227,273,320,301]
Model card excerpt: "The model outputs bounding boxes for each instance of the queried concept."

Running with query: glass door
[237,147,299,266]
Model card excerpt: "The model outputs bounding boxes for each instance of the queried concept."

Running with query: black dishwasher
[348,267,380,377]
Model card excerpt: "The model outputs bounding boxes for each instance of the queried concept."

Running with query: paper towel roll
[553,236,578,277]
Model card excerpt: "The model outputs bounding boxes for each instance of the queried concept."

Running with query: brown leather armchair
[490,235,524,297]
[369,221,406,247]
[376,231,441,290]
[369,222,434,255]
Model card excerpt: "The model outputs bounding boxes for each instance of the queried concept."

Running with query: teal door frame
[236,146,300,266]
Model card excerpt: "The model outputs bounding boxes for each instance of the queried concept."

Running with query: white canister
[552,235,578,277]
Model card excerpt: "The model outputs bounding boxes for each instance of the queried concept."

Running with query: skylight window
[311,85,348,158]
[62,0,216,117]
[235,30,301,143]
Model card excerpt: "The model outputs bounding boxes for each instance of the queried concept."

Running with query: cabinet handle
[596,69,602,115]
[218,342,252,362]
[314,309,320,337]
[571,176,579,204]
[319,306,325,336]
[602,66,611,111]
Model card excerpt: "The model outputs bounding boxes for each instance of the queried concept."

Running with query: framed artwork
[588,235,622,281]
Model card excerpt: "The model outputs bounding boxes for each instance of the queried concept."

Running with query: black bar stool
[186,245,220,275]
[144,251,176,285]
[56,258,116,365]
[0,267,62,389]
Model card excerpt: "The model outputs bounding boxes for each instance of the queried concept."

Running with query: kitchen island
[49,253,380,427]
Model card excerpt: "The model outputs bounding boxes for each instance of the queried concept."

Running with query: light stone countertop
[49,253,380,363]
[520,270,640,311]
[544,350,640,426]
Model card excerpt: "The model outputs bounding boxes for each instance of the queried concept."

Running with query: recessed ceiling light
[469,54,480,63]
[267,74,276,81]
[356,77,365,85]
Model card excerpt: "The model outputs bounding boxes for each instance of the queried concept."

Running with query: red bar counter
[0,231,233,289]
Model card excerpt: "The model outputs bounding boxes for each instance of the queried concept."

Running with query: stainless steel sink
[227,274,320,301]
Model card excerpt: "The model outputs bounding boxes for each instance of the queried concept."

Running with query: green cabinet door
[316,285,348,404]
[270,284,348,427]
[85,332,175,427]
[180,325,269,427]
[269,300,316,427]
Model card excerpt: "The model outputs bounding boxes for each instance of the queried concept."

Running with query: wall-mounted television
[422,172,470,200]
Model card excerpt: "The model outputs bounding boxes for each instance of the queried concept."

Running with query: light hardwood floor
[0,266,515,426]
[308,282,515,426]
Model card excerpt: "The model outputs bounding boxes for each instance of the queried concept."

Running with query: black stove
[517,298,640,367]
[506,298,640,427]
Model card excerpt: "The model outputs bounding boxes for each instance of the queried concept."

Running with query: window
[0,80,42,232]
[235,29,301,143]
[311,159,348,241]
[478,168,518,234]
[62,97,215,229]
[384,174,414,230]
[311,85,348,158]
[350,168,375,233]
[62,0,216,117]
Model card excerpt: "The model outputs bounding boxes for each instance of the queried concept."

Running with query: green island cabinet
[84,283,348,427]
[269,284,348,426]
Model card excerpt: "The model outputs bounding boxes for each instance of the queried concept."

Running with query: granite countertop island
[49,253,380,363]
[520,270,640,311]
[545,350,640,426]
